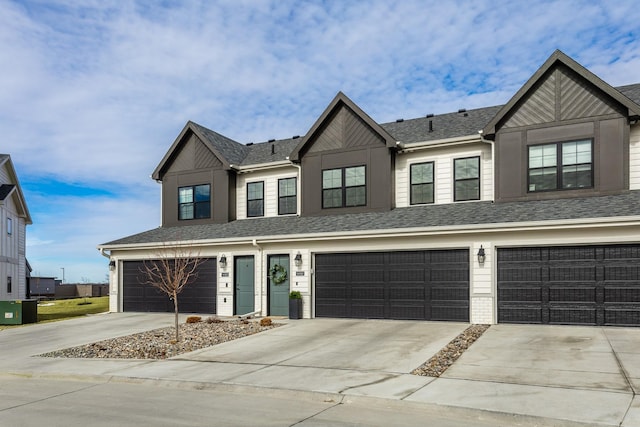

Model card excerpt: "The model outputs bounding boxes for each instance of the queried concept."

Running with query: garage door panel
[315,250,469,321]
[351,270,384,283]
[498,267,542,282]
[606,309,640,326]
[389,269,425,283]
[499,306,542,323]
[549,287,596,302]
[389,286,425,300]
[351,285,384,299]
[606,288,640,303]
[431,305,469,322]
[550,307,596,325]
[499,287,542,303]
[549,267,596,281]
[498,245,640,326]
[431,269,467,282]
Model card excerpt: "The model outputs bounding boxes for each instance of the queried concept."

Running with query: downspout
[289,160,302,215]
[252,239,264,316]
[478,130,495,202]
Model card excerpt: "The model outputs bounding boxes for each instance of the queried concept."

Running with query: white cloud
[2,0,639,281]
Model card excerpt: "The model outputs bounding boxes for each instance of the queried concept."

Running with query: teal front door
[268,255,290,316]
[235,256,255,315]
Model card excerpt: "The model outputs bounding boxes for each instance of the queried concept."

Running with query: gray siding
[495,65,629,202]
[300,104,393,216]
[161,135,234,227]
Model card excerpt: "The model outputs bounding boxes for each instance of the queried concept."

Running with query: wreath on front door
[269,264,288,285]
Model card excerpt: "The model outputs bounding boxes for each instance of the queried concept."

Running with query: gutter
[397,134,481,152]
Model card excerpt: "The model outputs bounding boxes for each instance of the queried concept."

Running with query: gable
[502,65,622,129]
[166,134,223,174]
[306,104,385,155]
[289,92,396,162]
[484,50,640,137]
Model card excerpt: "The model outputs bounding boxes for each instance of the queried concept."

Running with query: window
[322,165,366,208]
[6,217,11,235]
[7,276,11,294]
[178,184,210,220]
[410,162,434,205]
[528,139,592,192]
[454,157,480,201]
[278,177,297,215]
[247,181,264,217]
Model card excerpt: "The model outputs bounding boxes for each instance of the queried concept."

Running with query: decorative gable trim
[288,92,397,162]
[483,50,640,137]
[152,121,242,180]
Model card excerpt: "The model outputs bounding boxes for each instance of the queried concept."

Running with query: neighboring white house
[99,51,640,327]
[0,155,32,300]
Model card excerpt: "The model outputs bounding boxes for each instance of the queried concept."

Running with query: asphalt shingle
[102,190,640,247]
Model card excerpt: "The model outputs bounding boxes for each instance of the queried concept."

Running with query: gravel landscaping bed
[411,324,490,377]
[40,319,281,360]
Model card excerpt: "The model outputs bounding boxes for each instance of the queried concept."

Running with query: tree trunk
[173,292,179,342]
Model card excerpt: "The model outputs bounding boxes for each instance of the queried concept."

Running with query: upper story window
[278,177,297,215]
[454,156,480,201]
[247,181,264,217]
[528,139,593,192]
[178,184,210,220]
[322,165,366,209]
[6,217,12,235]
[7,276,11,294]
[410,162,434,205]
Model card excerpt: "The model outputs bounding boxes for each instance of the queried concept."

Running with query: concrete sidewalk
[1,313,639,426]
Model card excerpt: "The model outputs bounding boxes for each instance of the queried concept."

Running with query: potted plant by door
[289,291,302,320]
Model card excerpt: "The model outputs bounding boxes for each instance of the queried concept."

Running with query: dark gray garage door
[498,245,640,326]
[315,250,469,321]
[122,259,217,313]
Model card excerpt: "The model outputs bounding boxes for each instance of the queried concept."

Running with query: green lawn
[37,296,109,323]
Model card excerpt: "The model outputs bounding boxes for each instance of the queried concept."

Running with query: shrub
[186,316,202,324]
[206,316,223,324]
[289,290,302,299]
[260,317,272,326]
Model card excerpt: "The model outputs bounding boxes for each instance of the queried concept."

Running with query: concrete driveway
[2,314,640,426]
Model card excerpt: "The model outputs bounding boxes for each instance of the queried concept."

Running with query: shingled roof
[102,190,640,247]
[192,83,640,167]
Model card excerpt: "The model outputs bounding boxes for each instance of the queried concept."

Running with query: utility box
[0,300,38,325]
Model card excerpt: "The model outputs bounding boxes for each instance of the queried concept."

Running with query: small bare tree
[139,244,204,342]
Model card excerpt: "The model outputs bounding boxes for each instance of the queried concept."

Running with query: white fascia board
[97,215,640,251]
[398,134,482,152]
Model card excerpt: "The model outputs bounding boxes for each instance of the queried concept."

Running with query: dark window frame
[527,139,594,193]
[322,165,367,209]
[278,177,297,215]
[247,181,265,218]
[454,156,480,202]
[7,276,11,294]
[178,184,211,220]
[410,161,435,205]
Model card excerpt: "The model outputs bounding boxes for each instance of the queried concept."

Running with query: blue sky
[1,0,639,283]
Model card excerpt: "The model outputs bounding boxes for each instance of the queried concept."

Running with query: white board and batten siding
[236,168,299,220]
[629,124,640,190]
[395,143,493,207]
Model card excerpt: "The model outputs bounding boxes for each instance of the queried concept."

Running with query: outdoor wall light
[219,255,227,268]
[108,260,116,271]
[477,246,486,265]
[294,252,303,267]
